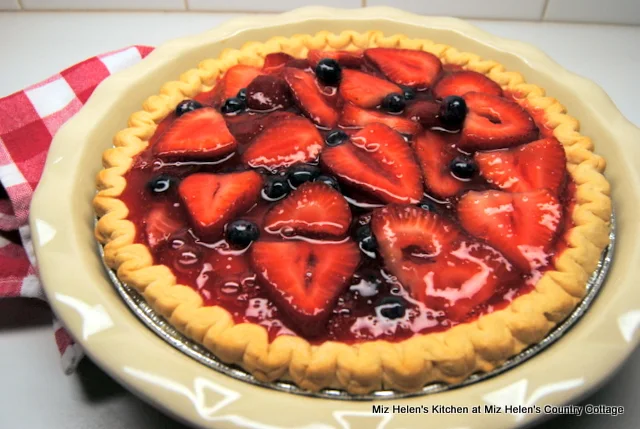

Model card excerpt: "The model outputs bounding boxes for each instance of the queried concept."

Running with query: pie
[94,31,611,394]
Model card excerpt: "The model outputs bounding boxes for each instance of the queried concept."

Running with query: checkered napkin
[0,46,154,373]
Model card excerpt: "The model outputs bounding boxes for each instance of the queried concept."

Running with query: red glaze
[121,52,576,344]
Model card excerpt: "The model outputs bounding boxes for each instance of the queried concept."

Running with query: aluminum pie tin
[97,212,615,401]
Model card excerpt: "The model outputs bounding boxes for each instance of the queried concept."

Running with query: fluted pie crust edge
[93,31,611,394]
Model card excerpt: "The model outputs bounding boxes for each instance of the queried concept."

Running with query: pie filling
[120,48,575,344]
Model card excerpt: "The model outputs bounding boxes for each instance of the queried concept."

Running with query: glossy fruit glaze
[119,53,576,344]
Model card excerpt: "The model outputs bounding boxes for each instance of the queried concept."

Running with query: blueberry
[315,58,342,86]
[325,130,349,147]
[287,164,322,188]
[314,175,340,191]
[381,93,406,113]
[418,198,437,211]
[439,95,467,128]
[225,220,260,248]
[356,224,378,254]
[450,156,477,180]
[147,175,177,194]
[377,296,407,320]
[237,88,247,101]
[262,175,290,201]
[402,86,416,100]
[175,99,203,117]
[221,97,246,115]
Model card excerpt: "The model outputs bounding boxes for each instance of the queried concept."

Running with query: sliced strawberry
[406,100,440,129]
[282,67,338,128]
[475,137,567,194]
[371,205,518,321]
[145,205,184,249]
[178,171,263,241]
[242,116,324,171]
[287,58,311,70]
[457,189,562,271]
[262,52,295,72]
[364,48,442,89]
[460,92,538,150]
[414,131,466,198]
[321,123,423,204]
[227,111,297,144]
[340,103,420,135]
[433,71,503,99]
[443,64,464,73]
[307,49,364,68]
[339,69,402,108]
[153,108,237,160]
[215,65,262,102]
[263,182,351,238]
[251,239,360,336]
[245,75,292,111]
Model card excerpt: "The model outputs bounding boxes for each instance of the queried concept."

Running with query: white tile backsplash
[545,0,640,25]
[187,0,361,12]
[365,0,546,20]
[0,0,20,10]
[21,0,186,10]
[9,0,640,24]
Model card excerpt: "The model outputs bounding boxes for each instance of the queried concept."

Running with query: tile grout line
[1,8,637,26]
[541,0,551,21]
[0,8,277,13]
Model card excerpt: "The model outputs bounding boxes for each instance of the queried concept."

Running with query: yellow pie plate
[31,7,640,429]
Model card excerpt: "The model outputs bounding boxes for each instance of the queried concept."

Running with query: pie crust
[94,31,611,394]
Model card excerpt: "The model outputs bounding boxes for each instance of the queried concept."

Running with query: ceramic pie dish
[93,25,612,394]
[31,6,640,429]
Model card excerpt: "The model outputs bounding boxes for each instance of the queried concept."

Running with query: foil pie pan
[98,213,615,400]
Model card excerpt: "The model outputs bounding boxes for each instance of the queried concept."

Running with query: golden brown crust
[94,31,611,394]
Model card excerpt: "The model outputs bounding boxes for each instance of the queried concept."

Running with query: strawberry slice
[339,69,402,108]
[406,100,440,129]
[226,111,297,144]
[460,92,538,150]
[245,75,292,111]
[251,239,360,336]
[414,131,466,198]
[178,171,263,241]
[242,116,324,171]
[153,108,237,160]
[364,48,442,89]
[282,67,338,128]
[262,52,295,72]
[371,205,518,321]
[215,65,262,102]
[145,205,184,249]
[307,49,364,68]
[457,189,562,271]
[475,137,567,194]
[264,182,351,238]
[339,103,420,135]
[433,71,503,99]
[321,123,423,204]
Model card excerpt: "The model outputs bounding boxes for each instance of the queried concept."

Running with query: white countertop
[1,11,638,429]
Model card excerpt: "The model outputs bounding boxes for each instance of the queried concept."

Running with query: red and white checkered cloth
[0,46,154,373]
